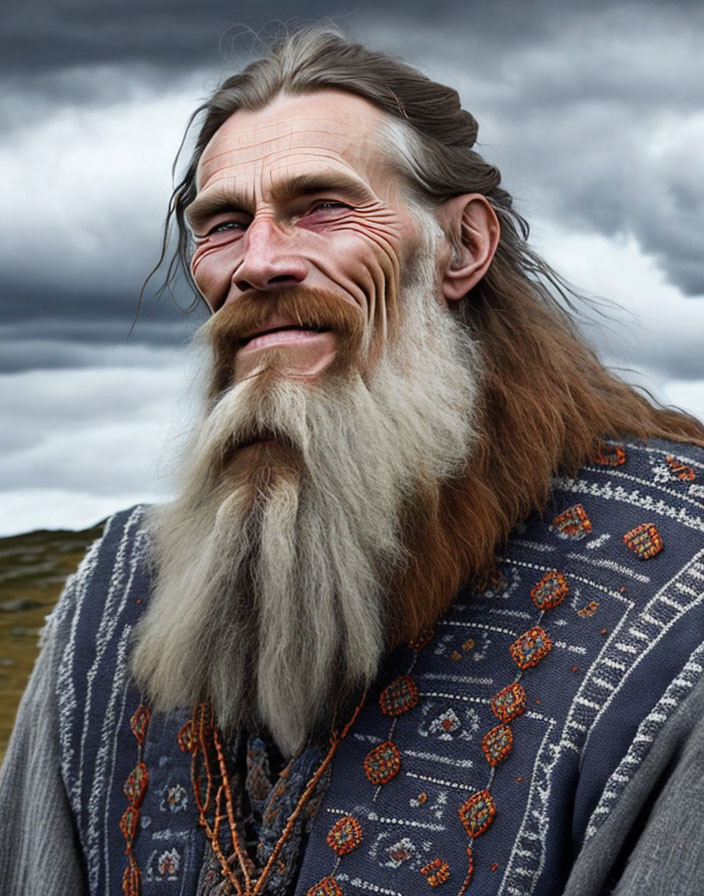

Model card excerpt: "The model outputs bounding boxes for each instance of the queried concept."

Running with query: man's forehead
[197,91,387,189]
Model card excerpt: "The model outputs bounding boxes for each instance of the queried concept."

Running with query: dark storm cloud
[1,278,206,371]
[1,0,703,364]
[1,0,675,76]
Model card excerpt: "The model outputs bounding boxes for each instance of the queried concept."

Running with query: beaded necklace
[181,697,365,895]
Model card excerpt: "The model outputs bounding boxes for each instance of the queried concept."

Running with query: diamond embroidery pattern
[531,570,569,611]
[119,805,139,845]
[481,724,513,767]
[307,876,342,896]
[364,740,402,785]
[623,523,664,560]
[491,682,526,722]
[459,790,497,838]
[326,816,363,856]
[129,704,150,745]
[379,674,419,716]
[553,504,592,539]
[177,720,195,754]
[510,626,553,669]
[123,763,149,808]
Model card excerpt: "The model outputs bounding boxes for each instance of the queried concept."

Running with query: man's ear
[436,194,500,302]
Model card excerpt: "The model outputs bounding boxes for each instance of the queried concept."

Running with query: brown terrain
[0,521,104,761]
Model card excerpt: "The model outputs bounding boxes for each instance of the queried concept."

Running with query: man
[2,28,704,896]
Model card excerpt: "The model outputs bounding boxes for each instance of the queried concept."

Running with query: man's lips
[238,316,331,354]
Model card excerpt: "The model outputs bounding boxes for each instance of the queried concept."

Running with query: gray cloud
[1,0,703,535]
[2,0,702,350]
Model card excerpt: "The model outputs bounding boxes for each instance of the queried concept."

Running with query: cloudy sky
[2,0,702,535]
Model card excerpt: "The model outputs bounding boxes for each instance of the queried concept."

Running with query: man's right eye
[209,220,248,235]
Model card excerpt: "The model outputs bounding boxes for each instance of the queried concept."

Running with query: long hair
[148,28,704,636]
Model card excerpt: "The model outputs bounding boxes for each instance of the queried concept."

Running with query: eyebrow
[185,193,249,232]
[270,172,373,206]
[186,171,374,231]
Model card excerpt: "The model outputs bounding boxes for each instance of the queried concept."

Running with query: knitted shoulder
[49,505,152,636]
[549,437,704,555]
[542,439,704,839]
[50,504,153,701]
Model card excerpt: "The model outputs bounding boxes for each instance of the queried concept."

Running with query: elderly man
[2,28,704,896]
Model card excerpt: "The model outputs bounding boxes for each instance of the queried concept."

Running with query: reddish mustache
[203,288,366,397]
[205,288,364,352]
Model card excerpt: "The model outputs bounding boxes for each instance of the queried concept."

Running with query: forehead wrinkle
[205,112,372,154]
[199,128,367,183]
[201,148,378,197]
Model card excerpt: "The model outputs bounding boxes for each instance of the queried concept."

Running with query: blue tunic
[4,438,704,895]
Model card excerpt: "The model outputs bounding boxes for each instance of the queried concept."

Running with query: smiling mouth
[239,324,331,352]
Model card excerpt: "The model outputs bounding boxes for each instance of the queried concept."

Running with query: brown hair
[152,28,704,639]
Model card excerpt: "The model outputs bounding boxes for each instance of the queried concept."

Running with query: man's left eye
[309,201,351,213]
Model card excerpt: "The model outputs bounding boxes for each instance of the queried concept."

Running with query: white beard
[131,243,483,756]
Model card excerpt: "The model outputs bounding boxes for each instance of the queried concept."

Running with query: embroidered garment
[2,438,704,896]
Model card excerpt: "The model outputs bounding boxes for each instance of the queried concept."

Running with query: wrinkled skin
[187,90,427,380]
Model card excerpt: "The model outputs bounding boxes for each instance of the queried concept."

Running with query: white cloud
[0,488,150,536]
[0,68,211,291]
[530,221,704,419]
[0,344,206,534]
[2,7,703,536]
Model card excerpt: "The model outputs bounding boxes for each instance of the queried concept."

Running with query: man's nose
[233,218,308,292]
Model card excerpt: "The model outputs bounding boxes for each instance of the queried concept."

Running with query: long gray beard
[131,253,483,756]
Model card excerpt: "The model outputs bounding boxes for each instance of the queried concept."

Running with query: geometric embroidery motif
[156,848,181,878]
[122,855,141,896]
[122,703,150,893]
[129,704,150,746]
[307,877,342,896]
[177,719,195,754]
[578,600,600,617]
[428,707,463,739]
[491,682,526,722]
[420,858,451,886]
[552,504,592,539]
[591,442,626,466]
[510,626,553,670]
[623,523,664,560]
[385,838,416,867]
[119,805,140,846]
[364,740,402,785]
[380,674,420,717]
[481,724,513,767]
[531,570,569,611]
[326,816,363,856]
[123,763,149,808]
[161,783,188,814]
[666,455,696,481]
[459,790,497,838]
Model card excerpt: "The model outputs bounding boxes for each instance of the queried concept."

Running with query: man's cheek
[191,247,232,309]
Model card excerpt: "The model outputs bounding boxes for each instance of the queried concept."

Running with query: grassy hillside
[0,522,104,760]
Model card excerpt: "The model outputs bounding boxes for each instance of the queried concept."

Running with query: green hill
[0,521,104,760]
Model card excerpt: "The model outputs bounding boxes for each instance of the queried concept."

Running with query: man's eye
[208,220,248,235]
[310,200,351,213]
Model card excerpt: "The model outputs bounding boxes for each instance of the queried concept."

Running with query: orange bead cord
[191,692,368,896]
[213,725,251,891]
[251,693,367,895]
[456,847,474,896]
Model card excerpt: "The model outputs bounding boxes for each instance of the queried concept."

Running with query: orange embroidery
[531,570,569,611]
[326,816,363,856]
[623,523,663,560]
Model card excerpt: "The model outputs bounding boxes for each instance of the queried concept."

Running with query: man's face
[187,90,426,381]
